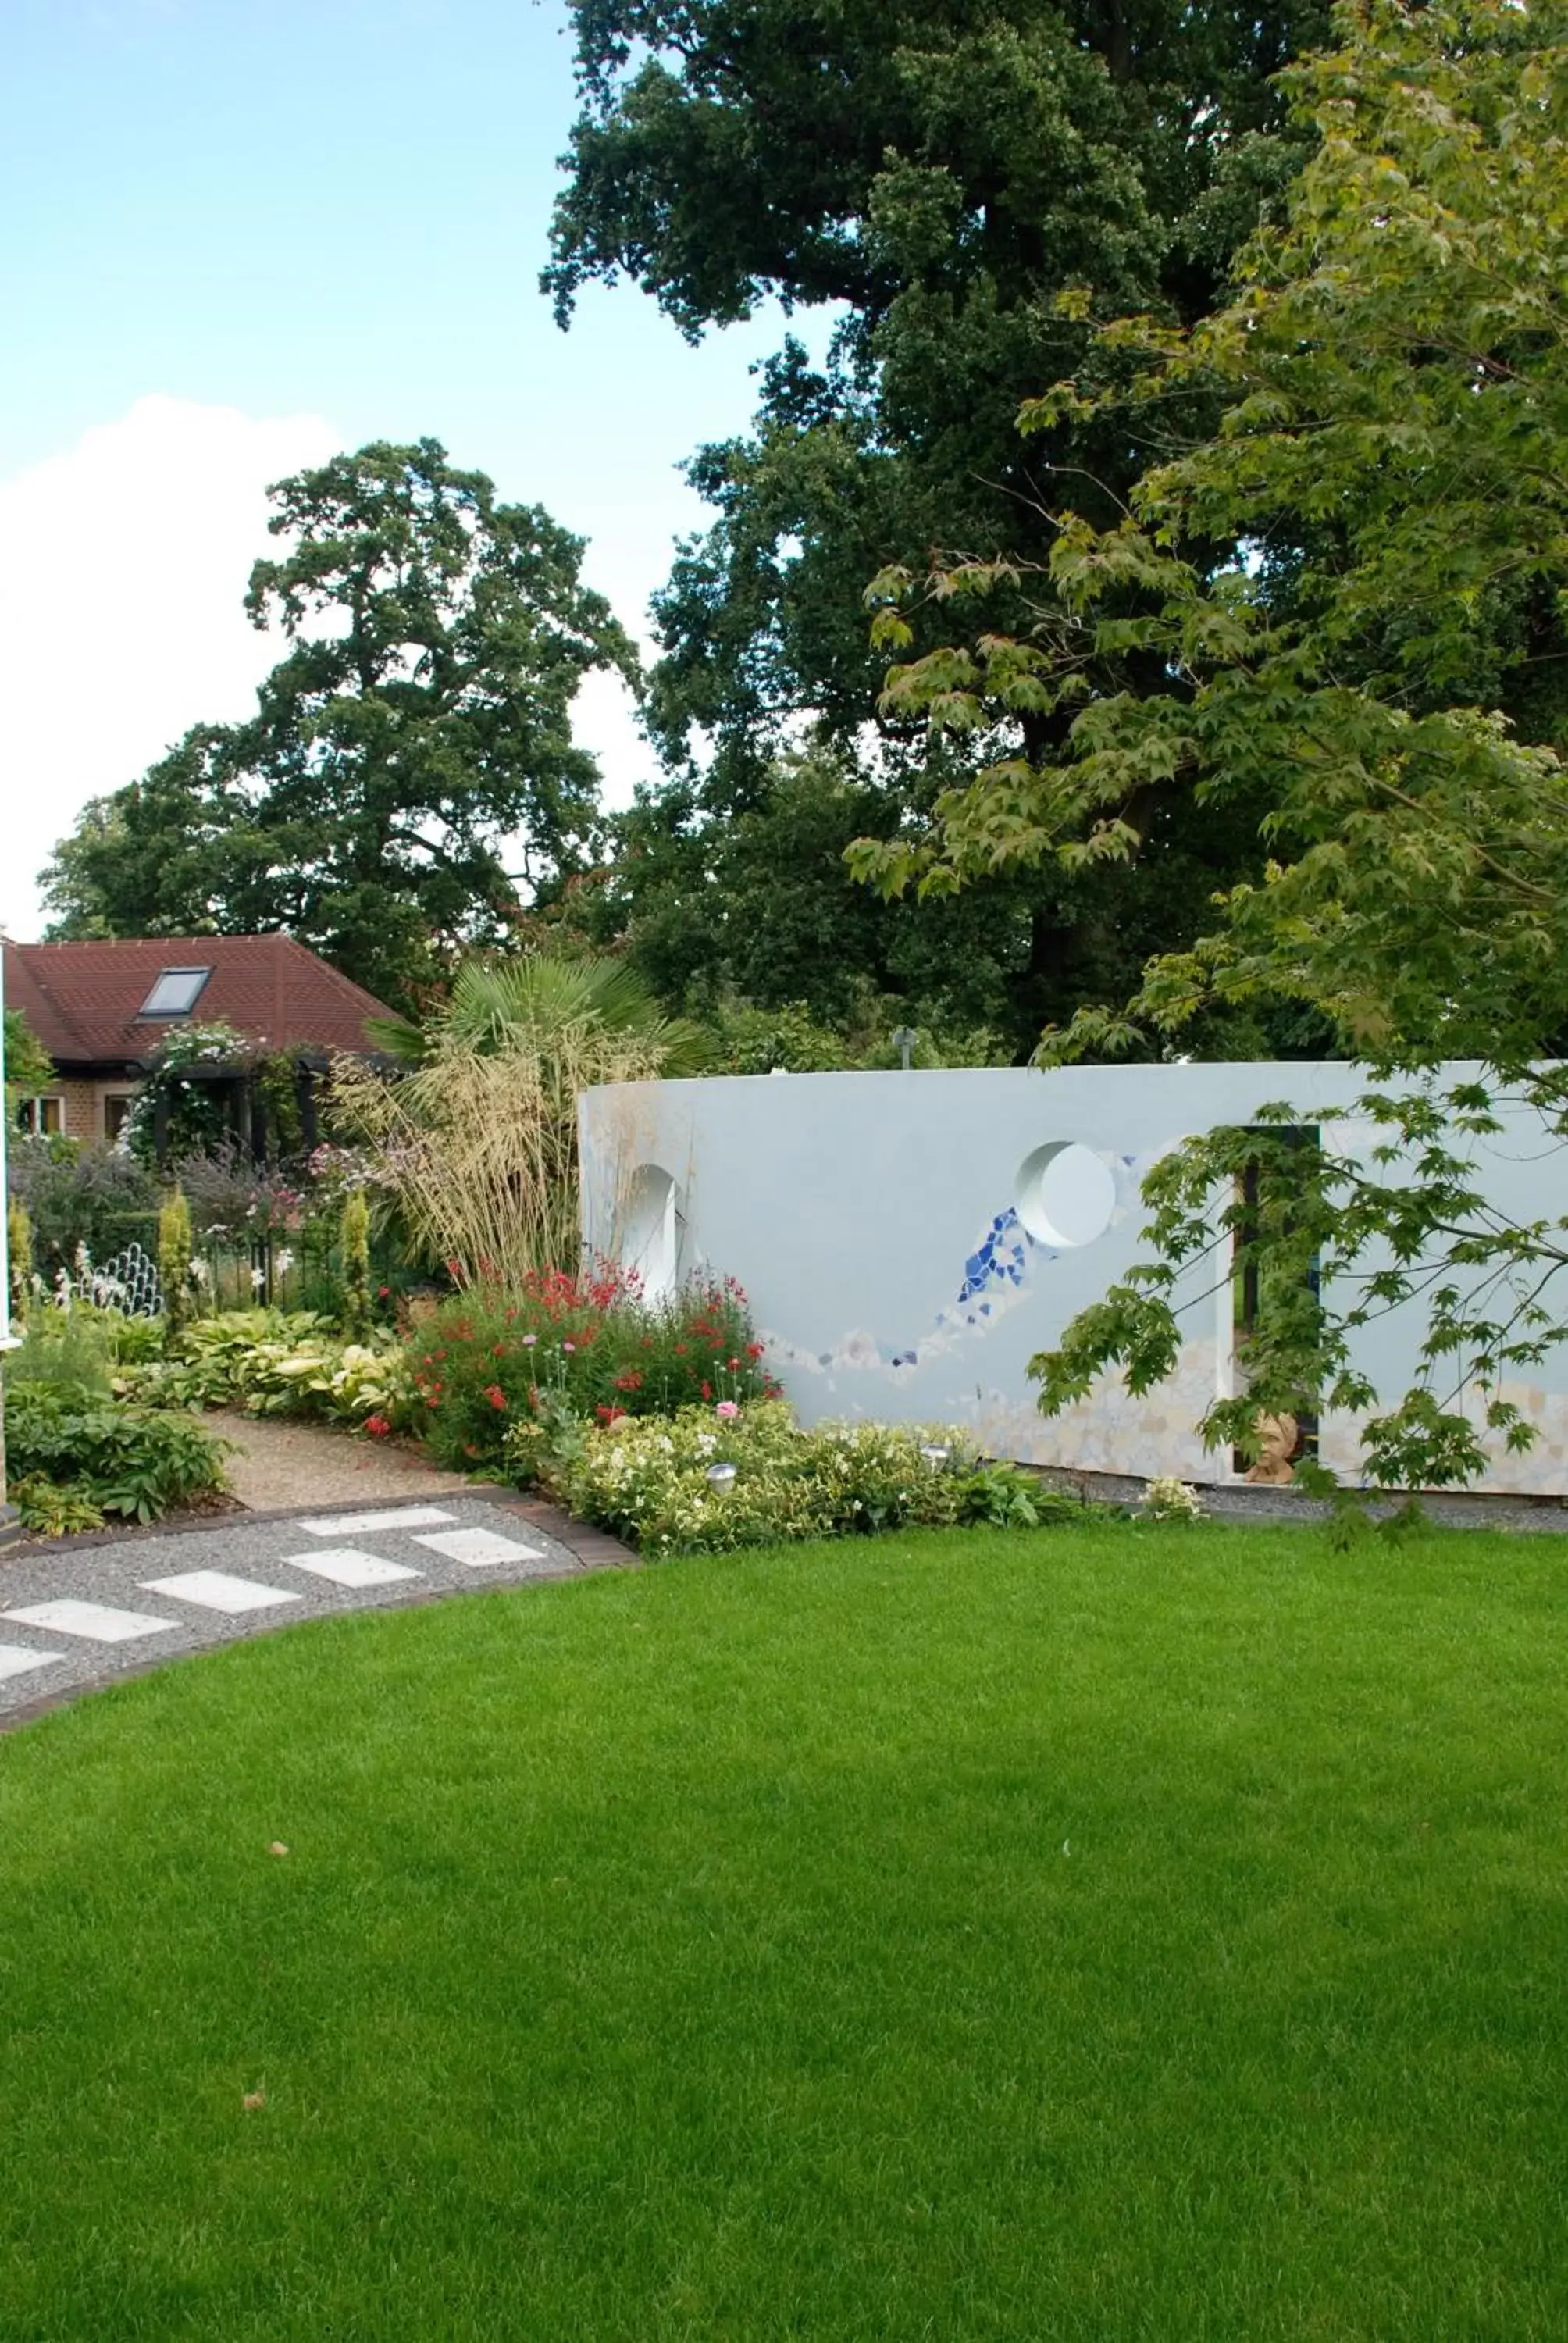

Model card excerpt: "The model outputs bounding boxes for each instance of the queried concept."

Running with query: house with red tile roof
[3,935,394,1150]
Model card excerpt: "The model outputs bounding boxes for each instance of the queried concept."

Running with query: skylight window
[138,966,212,1018]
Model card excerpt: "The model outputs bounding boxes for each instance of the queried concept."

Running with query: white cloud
[0,394,339,937]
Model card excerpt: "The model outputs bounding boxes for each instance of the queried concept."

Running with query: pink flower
[715,1400,740,1421]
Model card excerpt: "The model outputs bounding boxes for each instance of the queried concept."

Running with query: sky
[0,0,805,937]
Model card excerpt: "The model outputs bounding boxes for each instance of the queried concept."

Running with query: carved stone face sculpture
[1245,1412,1299,1484]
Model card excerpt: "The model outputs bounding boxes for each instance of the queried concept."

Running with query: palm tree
[338,953,709,1285]
[367,954,711,1076]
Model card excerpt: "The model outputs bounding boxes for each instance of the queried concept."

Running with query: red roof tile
[2,936,394,1068]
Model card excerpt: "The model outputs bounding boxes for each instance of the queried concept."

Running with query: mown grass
[1,1520,1564,2340]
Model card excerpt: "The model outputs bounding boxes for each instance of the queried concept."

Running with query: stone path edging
[0,1492,636,1737]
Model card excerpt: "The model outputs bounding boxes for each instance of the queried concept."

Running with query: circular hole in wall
[619,1164,681,1300]
[1014,1142,1116,1250]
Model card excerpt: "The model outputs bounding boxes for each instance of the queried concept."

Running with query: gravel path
[205,1410,470,1510]
[0,1492,633,1728]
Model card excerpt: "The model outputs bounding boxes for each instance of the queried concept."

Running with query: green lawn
[2,1522,1565,2341]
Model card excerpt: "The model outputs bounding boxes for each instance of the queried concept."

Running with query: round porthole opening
[1014,1142,1116,1250]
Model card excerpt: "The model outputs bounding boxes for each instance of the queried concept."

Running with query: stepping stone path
[0,1496,627,1727]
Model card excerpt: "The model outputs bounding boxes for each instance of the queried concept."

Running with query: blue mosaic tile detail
[957,1204,1031,1307]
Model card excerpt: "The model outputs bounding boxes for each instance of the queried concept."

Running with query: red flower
[747,1342,764,1360]
[484,1384,508,1410]
[701,1380,712,1401]
[594,1403,625,1425]
[364,1414,392,1437]
[613,1371,643,1392]
[376,1284,390,1298]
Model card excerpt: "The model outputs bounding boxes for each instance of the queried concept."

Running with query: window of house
[137,965,212,1018]
[102,1093,136,1143]
[16,1095,64,1136]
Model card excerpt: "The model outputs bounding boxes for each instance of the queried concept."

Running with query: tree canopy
[41,441,636,1013]
[853,0,1568,1067]
[547,0,1331,1047]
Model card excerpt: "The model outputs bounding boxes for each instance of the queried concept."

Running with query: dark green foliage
[568,753,1038,1050]
[40,441,637,1011]
[5,1136,160,1275]
[123,1022,248,1164]
[549,0,1330,1044]
[5,1384,226,1524]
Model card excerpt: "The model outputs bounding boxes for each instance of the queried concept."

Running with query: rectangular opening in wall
[16,1095,64,1136]
[1231,1125,1322,1476]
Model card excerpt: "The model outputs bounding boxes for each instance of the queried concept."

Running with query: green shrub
[7,1136,161,1275]
[5,1307,116,1396]
[536,1402,991,1553]
[8,1300,168,1382]
[5,1385,229,1525]
[956,1460,1089,1529]
[415,1266,777,1474]
[340,1188,372,1340]
[159,1186,194,1339]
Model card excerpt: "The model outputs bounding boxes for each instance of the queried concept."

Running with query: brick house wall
[16,1079,141,1146]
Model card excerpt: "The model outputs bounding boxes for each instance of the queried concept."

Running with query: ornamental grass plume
[330,952,707,1286]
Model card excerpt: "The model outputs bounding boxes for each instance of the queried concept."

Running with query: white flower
[189,1259,209,1285]
[274,1248,294,1275]
[250,1268,266,1291]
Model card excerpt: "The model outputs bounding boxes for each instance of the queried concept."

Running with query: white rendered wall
[579,1065,1568,1493]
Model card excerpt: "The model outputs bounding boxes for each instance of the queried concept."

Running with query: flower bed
[536,1401,1087,1553]
[412,1265,780,1474]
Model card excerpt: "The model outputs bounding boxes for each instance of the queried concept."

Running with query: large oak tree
[42,440,636,1011]
[547,0,1330,1047]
